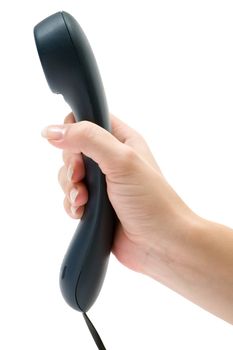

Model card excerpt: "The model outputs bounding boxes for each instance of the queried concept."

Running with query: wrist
[140,211,233,324]
[140,210,202,286]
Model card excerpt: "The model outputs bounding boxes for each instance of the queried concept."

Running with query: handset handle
[34,11,116,312]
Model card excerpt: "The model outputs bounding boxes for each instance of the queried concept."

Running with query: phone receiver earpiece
[34,11,116,312]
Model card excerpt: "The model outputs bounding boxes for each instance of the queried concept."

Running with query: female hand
[42,112,193,274]
[42,113,233,324]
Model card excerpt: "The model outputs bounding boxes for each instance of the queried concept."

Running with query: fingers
[64,112,138,142]
[63,196,85,219]
[110,114,162,172]
[110,114,139,143]
[62,152,85,183]
[58,165,88,203]
[62,113,86,181]
[59,112,161,173]
[43,112,162,222]
[42,121,127,175]
[62,113,87,219]
[61,112,139,175]
[64,112,75,124]
[58,164,88,219]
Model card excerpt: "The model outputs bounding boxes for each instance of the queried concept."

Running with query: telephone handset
[34,11,116,314]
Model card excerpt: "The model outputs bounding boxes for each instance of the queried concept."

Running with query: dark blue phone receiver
[34,11,116,313]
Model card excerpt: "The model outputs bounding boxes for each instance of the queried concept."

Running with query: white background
[0,0,233,349]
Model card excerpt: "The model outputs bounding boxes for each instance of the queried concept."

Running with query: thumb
[41,121,132,174]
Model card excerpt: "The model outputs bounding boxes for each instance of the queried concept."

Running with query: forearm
[143,213,233,324]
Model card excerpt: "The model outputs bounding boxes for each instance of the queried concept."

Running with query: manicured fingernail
[67,164,74,182]
[41,126,66,140]
[70,188,79,204]
[71,206,78,217]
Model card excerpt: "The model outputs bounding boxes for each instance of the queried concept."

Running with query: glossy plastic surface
[34,11,116,312]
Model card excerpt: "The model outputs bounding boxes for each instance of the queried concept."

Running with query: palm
[105,132,162,272]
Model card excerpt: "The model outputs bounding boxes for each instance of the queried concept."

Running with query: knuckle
[121,145,138,166]
[128,130,146,147]
[78,120,95,139]
[67,121,96,145]
[78,121,106,146]
[133,132,145,143]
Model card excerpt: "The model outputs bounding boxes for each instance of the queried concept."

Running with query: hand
[42,113,194,274]
[42,113,233,324]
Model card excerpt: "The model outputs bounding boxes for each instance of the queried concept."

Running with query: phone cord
[83,312,107,350]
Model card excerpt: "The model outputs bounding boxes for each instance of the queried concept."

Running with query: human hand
[42,113,195,276]
[42,113,233,323]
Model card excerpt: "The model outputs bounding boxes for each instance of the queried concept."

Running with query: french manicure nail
[71,206,78,217]
[41,126,66,140]
[67,164,74,182]
[70,188,79,204]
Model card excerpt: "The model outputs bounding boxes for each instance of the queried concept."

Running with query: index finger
[64,112,75,124]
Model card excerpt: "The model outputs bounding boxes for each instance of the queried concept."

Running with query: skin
[42,113,233,325]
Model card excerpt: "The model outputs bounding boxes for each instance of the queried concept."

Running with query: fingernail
[70,188,79,204]
[71,206,78,217]
[41,126,66,140]
[67,164,74,182]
